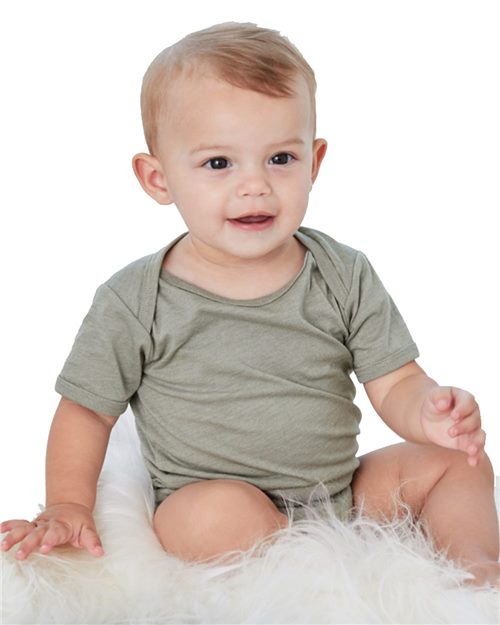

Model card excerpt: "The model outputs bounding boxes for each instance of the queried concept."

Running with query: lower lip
[228,217,274,231]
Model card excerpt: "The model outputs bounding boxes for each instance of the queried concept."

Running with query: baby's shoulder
[101,245,169,324]
[298,226,364,290]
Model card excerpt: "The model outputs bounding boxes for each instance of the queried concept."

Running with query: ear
[310,138,328,185]
[132,153,174,205]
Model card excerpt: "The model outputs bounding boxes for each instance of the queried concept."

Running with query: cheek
[282,172,313,204]
[175,187,227,231]
[174,180,209,211]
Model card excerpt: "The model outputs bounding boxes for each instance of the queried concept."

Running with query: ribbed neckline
[160,248,312,307]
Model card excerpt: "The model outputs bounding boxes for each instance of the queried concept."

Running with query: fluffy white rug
[2,410,498,624]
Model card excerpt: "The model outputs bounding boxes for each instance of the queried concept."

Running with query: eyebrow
[190,144,231,155]
[190,138,306,155]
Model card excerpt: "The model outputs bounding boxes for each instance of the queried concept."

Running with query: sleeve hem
[55,376,128,417]
[355,344,420,384]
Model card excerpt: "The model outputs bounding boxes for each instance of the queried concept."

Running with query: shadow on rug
[2,410,498,624]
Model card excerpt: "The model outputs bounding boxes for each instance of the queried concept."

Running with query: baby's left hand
[420,386,485,466]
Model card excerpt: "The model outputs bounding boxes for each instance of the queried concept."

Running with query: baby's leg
[153,479,289,562]
[352,443,499,586]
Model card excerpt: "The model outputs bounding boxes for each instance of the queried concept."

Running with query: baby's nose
[236,169,271,198]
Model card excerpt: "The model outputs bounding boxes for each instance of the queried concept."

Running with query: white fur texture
[2,410,498,624]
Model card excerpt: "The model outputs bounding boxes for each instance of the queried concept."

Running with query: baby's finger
[463,431,486,466]
[78,526,104,557]
[429,386,453,412]
[450,389,477,420]
[0,519,32,533]
[1,522,36,552]
[466,448,484,467]
[14,526,47,560]
[38,522,73,555]
[448,410,481,437]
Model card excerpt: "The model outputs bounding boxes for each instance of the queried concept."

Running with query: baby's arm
[1,397,118,559]
[364,361,485,466]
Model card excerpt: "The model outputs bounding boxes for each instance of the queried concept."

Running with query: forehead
[158,71,314,148]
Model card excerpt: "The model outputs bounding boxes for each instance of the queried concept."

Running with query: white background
[1,1,498,521]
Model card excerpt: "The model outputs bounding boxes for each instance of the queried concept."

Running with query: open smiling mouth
[228,214,275,230]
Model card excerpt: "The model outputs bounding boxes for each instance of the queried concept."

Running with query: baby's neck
[163,235,306,300]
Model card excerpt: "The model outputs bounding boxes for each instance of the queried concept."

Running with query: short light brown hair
[140,22,317,155]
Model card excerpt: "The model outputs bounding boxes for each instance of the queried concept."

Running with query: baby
[1,22,498,585]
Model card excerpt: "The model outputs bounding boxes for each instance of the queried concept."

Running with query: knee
[473,451,495,484]
[430,446,494,485]
[153,479,288,562]
[192,479,288,537]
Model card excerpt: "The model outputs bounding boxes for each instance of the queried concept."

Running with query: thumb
[430,386,454,410]
[79,526,105,557]
[424,386,454,420]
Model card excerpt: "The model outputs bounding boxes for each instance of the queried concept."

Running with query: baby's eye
[204,157,230,170]
[270,152,295,165]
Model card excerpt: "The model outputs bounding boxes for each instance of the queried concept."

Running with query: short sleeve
[55,284,153,416]
[345,252,419,383]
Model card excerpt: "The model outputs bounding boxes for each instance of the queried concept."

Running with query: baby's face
[152,71,326,264]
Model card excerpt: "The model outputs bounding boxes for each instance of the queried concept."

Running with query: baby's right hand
[0,503,104,560]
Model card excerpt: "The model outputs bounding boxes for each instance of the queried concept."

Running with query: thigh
[351,442,464,519]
